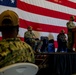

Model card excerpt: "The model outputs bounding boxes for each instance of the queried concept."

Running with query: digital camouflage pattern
[0,38,35,68]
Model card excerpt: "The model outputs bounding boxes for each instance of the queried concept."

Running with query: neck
[2,31,18,39]
[2,35,17,39]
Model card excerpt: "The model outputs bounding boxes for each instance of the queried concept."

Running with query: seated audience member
[48,39,55,52]
[57,30,67,52]
[24,26,43,53]
[0,10,35,68]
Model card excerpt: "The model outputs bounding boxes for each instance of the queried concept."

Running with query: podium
[72,27,76,52]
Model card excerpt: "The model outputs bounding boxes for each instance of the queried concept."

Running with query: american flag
[0,0,76,48]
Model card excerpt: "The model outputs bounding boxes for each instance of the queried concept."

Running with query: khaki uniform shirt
[0,38,35,68]
[67,21,75,29]
[66,21,75,49]
[66,21,75,43]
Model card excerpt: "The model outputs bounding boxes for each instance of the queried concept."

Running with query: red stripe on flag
[17,0,75,21]
[0,37,2,40]
[20,19,68,33]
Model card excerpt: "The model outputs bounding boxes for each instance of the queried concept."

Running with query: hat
[0,10,19,27]
[27,26,32,30]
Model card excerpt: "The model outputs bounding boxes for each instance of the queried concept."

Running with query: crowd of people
[0,10,76,69]
[24,26,56,53]
[24,18,76,53]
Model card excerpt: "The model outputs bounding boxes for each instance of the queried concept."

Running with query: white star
[11,0,15,3]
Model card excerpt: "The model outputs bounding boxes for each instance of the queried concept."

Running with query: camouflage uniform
[24,31,36,43]
[0,38,35,68]
[24,31,36,49]
[66,21,75,51]
[24,31,43,52]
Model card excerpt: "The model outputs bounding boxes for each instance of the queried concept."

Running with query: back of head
[0,10,19,31]
[60,29,65,33]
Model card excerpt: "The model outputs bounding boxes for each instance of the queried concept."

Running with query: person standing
[0,10,35,68]
[66,16,76,52]
[57,30,67,52]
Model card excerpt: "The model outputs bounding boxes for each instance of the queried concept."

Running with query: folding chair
[0,63,38,75]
